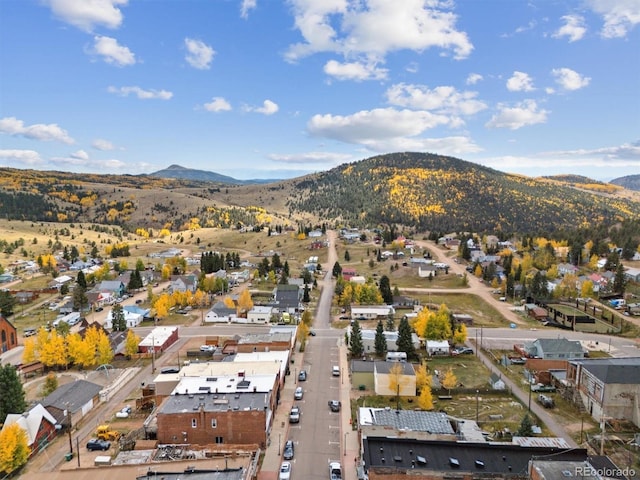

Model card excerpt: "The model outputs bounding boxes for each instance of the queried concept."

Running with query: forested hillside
[286,153,640,234]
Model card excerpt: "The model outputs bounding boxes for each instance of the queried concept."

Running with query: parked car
[453,347,473,355]
[86,438,111,451]
[294,387,303,400]
[328,400,341,412]
[95,307,104,312]
[538,394,555,408]
[298,369,307,381]
[279,461,292,480]
[531,383,556,393]
[309,330,316,336]
[289,406,300,424]
[200,345,215,352]
[329,461,342,480]
[332,365,340,376]
[23,328,36,337]
[283,440,295,460]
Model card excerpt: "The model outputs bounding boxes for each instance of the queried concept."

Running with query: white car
[279,461,292,480]
[200,345,215,352]
[294,386,303,400]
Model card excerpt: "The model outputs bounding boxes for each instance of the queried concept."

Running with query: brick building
[0,314,18,352]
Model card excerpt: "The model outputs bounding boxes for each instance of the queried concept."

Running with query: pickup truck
[328,400,341,412]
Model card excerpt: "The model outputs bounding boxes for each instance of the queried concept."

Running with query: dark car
[328,400,341,412]
[86,438,111,451]
[283,440,295,460]
[95,307,104,312]
[298,370,307,381]
[453,347,474,355]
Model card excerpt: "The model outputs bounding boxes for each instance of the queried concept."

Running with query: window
[211,418,217,428]
[215,436,223,444]
[191,418,197,428]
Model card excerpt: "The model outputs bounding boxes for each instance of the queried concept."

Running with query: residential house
[356,329,420,355]
[489,372,506,390]
[0,314,18,353]
[1,403,58,455]
[169,274,198,294]
[426,340,450,356]
[557,263,579,276]
[246,306,274,324]
[623,267,640,283]
[42,379,102,428]
[104,308,143,329]
[97,280,126,298]
[373,361,416,397]
[204,301,238,323]
[524,338,586,360]
[566,357,640,427]
[351,305,395,320]
[271,284,301,314]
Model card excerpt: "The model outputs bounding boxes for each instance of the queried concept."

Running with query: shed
[489,373,506,390]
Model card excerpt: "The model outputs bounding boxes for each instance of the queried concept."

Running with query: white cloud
[268,152,354,164]
[51,152,127,169]
[551,67,591,91]
[70,149,89,160]
[0,149,43,165]
[203,97,232,112]
[0,117,74,144]
[107,86,173,100]
[363,135,482,155]
[244,100,279,115]
[585,0,640,38]
[307,107,450,145]
[466,73,483,85]
[285,0,472,64]
[323,59,388,81]
[485,100,549,130]
[240,0,257,19]
[45,0,127,32]
[90,35,136,66]
[184,38,215,70]
[478,142,640,178]
[506,71,535,92]
[553,15,587,42]
[385,83,487,117]
[92,139,115,150]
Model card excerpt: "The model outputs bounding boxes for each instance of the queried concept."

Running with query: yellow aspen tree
[452,323,468,346]
[414,363,431,391]
[21,338,37,364]
[223,296,236,309]
[237,289,253,315]
[418,385,434,410]
[124,330,140,358]
[0,423,30,474]
[96,332,114,365]
[442,367,457,396]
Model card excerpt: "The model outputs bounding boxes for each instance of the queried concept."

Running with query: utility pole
[151,335,156,373]
[66,407,73,454]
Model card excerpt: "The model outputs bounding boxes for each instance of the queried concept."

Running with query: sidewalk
[257,349,303,480]
[339,341,360,480]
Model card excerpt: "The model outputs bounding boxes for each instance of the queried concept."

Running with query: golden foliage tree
[414,363,431,392]
[21,338,37,364]
[96,333,114,366]
[124,329,141,358]
[442,367,457,395]
[39,331,67,368]
[237,289,253,316]
[0,423,30,474]
[154,294,171,319]
[418,384,433,410]
[387,363,408,397]
[452,323,468,346]
[223,296,236,309]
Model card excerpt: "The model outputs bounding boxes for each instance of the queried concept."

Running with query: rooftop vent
[416,456,427,465]
[449,458,460,468]
[393,456,402,463]
[475,460,485,469]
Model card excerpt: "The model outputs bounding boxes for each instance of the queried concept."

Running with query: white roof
[426,340,450,348]
[2,404,57,446]
[139,326,178,347]
[172,373,276,395]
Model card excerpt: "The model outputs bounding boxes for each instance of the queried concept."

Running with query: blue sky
[1,0,639,182]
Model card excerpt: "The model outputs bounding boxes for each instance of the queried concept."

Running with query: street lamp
[278,433,281,455]
[475,390,479,423]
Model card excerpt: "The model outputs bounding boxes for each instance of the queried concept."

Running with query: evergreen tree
[72,285,88,312]
[128,269,143,290]
[613,262,626,294]
[111,304,127,331]
[76,270,87,289]
[349,320,364,358]
[385,315,395,332]
[0,290,16,317]
[332,261,342,278]
[374,320,387,356]
[396,316,416,360]
[0,365,27,424]
[378,275,393,304]
[344,250,350,261]
[517,413,534,436]
[302,284,310,303]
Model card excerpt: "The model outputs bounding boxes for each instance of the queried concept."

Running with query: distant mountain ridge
[150,164,277,185]
[610,174,640,192]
